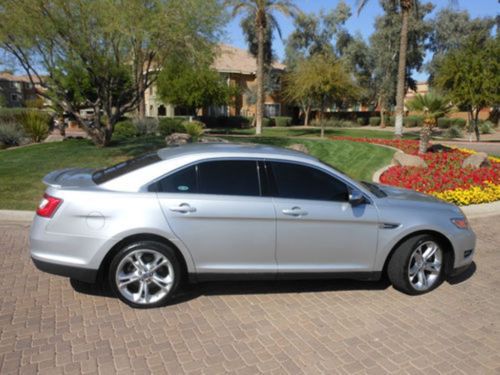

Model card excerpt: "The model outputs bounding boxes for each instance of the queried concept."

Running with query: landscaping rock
[462,152,491,169]
[393,151,427,168]
[287,143,309,154]
[198,136,229,143]
[165,133,192,146]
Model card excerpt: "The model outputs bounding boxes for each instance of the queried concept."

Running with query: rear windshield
[92,152,161,184]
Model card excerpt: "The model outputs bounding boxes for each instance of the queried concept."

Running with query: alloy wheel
[408,241,442,291]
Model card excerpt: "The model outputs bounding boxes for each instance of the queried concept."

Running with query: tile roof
[212,44,286,75]
[0,72,43,83]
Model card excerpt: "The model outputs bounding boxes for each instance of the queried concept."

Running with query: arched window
[158,105,166,117]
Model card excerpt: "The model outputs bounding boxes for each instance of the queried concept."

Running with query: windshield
[361,181,387,198]
[92,152,161,184]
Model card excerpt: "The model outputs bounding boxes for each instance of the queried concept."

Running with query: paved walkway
[0,217,499,374]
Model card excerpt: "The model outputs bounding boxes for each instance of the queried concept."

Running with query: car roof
[157,142,317,162]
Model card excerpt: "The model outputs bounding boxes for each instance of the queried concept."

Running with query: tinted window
[270,162,348,201]
[156,165,197,193]
[198,160,260,196]
[93,152,161,184]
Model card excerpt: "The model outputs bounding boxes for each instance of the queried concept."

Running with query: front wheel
[388,234,445,295]
[108,241,181,308]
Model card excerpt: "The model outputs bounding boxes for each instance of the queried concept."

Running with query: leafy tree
[0,0,224,146]
[407,93,452,153]
[357,0,435,137]
[368,0,433,127]
[156,61,238,114]
[434,34,500,141]
[225,0,299,135]
[427,8,495,82]
[283,53,359,137]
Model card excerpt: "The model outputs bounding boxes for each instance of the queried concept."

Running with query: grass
[0,135,394,210]
[208,126,418,140]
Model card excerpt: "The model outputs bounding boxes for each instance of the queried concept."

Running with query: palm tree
[225,0,298,135]
[407,93,452,153]
[357,0,415,139]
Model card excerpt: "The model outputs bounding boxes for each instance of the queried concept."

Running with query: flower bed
[331,136,500,205]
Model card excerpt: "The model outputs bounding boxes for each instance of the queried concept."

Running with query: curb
[0,210,34,225]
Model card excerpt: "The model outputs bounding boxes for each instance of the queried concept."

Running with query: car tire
[388,234,446,295]
[108,240,181,308]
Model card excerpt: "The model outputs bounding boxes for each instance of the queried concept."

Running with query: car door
[154,159,277,275]
[268,161,379,274]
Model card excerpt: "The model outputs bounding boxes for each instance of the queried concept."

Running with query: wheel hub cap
[408,241,442,291]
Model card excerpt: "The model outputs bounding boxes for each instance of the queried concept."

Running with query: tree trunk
[304,104,311,126]
[380,95,386,128]
[394,6,410,139]
[255,22,265,136]
[419,121,431,154]
[473,109,480,142]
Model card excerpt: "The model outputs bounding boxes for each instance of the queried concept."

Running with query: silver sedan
[30,143,476,308]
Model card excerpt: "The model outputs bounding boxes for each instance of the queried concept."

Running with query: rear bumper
[31,257,98,283]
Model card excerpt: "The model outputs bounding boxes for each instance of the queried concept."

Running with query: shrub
[0,108,27,124]
[404,115,424,128]
[356,117,369,126]
[312,119,353,128]
[369,117,381,126]
[437,118,452,129]
[0,122,25,147]
[262,117,275,127]
[273,116,293,127]
[133,117,158,136]
[158,117,185,136]
[183,121,205,141]
[444,125,463,139]
[452,118,466,128]
[480,121,494,134]
[114,120,137,138]
[22,111,50,142]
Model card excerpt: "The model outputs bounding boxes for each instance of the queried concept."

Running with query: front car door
[154,159,277,276]
[268,161,380,275]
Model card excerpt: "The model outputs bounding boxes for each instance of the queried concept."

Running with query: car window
[155,165,198,193]
[270,161,348,201]
[198,160,260,196]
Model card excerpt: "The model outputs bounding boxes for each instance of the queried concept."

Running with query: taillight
[36,194,63,218]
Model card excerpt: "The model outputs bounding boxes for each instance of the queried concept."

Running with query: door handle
[282,207,308,217]
[169,203,196,214]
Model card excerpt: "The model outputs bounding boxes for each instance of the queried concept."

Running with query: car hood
[375,183,446,205]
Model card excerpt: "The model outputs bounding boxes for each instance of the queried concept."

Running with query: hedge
[369,117,381,126]
[273,116,293,127]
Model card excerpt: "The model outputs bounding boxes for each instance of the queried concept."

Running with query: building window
[11,93,21,102]
[207,105,228,117]
[158,105,166,117]
[264,104,280,117]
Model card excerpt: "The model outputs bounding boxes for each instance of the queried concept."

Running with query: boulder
[462,152,491,169]
[198,136,229,143]
[287,143,309,154]
[393,151,427,168]
[165,133,192,146]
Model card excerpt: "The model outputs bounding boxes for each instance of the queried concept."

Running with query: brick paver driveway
[1,217,499,374]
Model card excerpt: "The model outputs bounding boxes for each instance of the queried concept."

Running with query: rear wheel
[108,241,181,308]
[388,234,445,295]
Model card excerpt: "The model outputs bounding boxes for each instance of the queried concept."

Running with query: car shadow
[70,263,476,306]
[446,261,476,285]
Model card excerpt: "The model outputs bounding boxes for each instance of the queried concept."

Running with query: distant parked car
[30,143,475,308]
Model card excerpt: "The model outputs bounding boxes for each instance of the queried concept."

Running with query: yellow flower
[430,182,500,206]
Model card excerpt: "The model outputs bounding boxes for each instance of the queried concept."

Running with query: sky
[224,0,498,81]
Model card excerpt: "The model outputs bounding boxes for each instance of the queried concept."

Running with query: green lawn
[209,126,418,139]
[0,135,394,210]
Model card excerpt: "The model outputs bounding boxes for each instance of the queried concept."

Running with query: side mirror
[349,189,365,206]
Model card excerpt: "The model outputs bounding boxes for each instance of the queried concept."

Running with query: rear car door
[268,161,379,274]
[154,159,277,275]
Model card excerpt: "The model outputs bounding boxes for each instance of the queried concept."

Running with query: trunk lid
[42,168,96,188]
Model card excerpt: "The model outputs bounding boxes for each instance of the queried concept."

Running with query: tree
[434,34,499,141]
[357,0,434,138]
[283,53,359,137]
[225,0,299,135]
[427,8,495,82]
[368,0,432,128]
[0,0,224,146]
[156,60,238,114]
[407,93,452,153]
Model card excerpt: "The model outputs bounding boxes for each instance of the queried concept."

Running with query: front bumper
[31,257,98,283]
